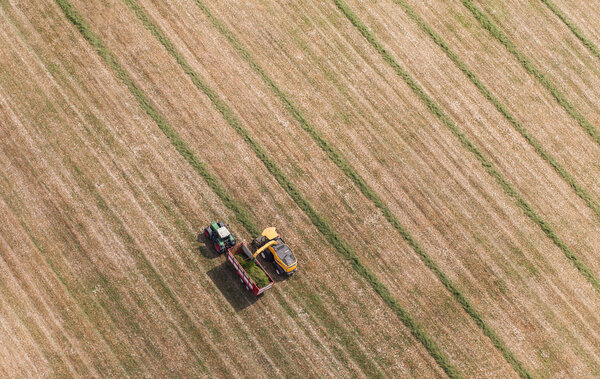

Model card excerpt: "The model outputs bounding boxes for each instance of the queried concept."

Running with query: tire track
[56,0,460,376]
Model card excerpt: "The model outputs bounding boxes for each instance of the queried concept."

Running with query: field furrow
[56,0,537,375]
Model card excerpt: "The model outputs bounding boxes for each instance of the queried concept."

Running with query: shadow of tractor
[197,231,220,259]
[206,261,259,312]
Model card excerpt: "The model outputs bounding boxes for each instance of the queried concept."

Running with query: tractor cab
[204,221,236,253]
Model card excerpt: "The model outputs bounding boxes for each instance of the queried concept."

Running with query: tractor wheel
[214,242,221,253]
[217,222,225,228]
[204,229,211,239]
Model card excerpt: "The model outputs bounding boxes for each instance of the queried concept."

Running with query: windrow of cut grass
[1,4,310,375]
[0,66,149,376]
[188,0,531,377]
[334,0,600,318]
[386,1,600,220]
[540,0,600,61]
[58,0,460,376]
[0,6,244,374]
[460,0,600,149]
[13,3,415,375]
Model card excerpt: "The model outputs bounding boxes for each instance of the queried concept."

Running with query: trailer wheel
[245,285,249,291]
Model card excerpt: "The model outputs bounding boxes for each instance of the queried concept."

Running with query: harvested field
[1,0,599,377]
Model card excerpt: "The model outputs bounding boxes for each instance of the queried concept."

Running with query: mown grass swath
[54,2,265,375]
[190,0,533,376]
[387,1,600,219]
[540,0,600,62]
[336,0,600,372]
[334,0,600,293]
[460,0,600,148]
[59,0,460,376]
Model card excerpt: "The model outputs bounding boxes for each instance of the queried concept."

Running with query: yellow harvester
[251,227,297,276]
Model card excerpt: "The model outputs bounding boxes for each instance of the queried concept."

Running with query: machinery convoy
[204,222,297,296]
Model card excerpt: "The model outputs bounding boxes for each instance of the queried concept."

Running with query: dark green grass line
[337,0,600,371]
[109,0,458,376]
[389,2,600,220]
[460,0,600,148]
[540,0,600,61]
[52,1,380,376]
[191,0,531,377]
[336,0,600,292]
[333,2,528,378]
[54,0,259,238]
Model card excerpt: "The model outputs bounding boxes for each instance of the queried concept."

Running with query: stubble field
[1,0,599,377]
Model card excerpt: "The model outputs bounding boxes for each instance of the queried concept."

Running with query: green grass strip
[191,0,531,377]
[51,2,381,376]
[335,0,600,362]
[391,1,600,216]
[91,0,460,376]
[540,0,600,61]
[54,0,259,238]
[460,0,600,148]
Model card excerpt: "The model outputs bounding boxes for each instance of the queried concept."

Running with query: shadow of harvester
[207,261,259,312]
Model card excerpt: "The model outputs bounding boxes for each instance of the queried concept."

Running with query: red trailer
[226,243,274,296]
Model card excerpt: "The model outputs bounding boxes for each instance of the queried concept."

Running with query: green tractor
[204,221,236,254]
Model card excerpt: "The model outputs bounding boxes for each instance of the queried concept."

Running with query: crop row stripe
[50,1,383,376]
[389,0,600,222]
[334,0,600,296]
[336,0,600,373]
[461,0,600,149]
[63,0,461,376]
[190,0,529,377]
[540,0,600,62]
[53,1,263,375]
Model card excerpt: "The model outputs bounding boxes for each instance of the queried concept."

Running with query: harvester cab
[252,227,297,276]
[204,221,236,254]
